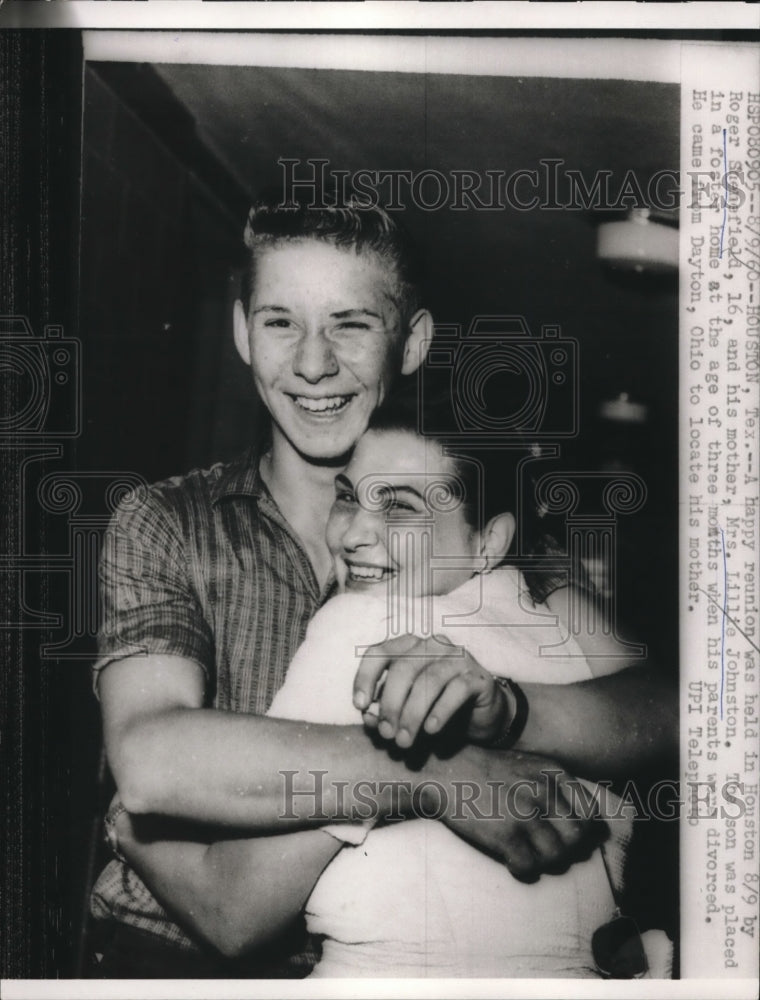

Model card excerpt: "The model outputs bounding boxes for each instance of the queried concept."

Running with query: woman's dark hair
[367,375,532,538]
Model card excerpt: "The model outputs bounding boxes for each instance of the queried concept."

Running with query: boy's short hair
[241,191,423,327]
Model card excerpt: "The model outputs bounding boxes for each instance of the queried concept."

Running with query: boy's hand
[428,744,605,881]
[353,633,510,748]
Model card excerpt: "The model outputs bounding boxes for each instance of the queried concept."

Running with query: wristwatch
[103,799,128,863]
[489,677,530,750]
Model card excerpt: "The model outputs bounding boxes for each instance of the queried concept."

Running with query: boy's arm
[498,584,676,776]
[100,654,595,881]
[110,805,341,958]
[100,652,417,825]
[512,584,676,776]
[109,740,600,956]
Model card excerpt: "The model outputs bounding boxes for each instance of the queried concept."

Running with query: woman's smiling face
[325,429,480,599]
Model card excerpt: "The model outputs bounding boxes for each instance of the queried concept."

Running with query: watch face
[104,803,127,862]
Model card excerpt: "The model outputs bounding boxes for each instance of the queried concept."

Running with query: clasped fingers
[354,634,494,749]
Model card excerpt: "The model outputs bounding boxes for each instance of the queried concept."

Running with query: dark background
[3,30,684,977]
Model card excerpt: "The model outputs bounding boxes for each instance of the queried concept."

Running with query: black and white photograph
[1,3,758,996]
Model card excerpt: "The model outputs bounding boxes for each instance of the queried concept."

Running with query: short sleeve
[93,486,213,693]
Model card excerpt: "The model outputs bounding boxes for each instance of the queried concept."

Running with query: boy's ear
[233,299,251,366]
[479,512,516,569]
[400,309,434,376]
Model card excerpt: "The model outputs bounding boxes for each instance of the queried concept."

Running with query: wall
[80,65,244,482]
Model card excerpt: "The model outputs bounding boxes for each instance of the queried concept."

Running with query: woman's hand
[353,633,510,749]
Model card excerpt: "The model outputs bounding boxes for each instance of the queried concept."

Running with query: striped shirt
[91,449,334,969]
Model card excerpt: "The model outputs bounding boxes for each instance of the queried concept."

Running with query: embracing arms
[102,577,675,825]
[100,654,592,867]
[100,584,675,956]
[101,654,596,957]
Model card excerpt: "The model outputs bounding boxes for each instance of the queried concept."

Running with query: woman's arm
[353,585,677,781]
[112,806,342,959]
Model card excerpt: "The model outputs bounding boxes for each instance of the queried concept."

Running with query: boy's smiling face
[326,428,481,599]
[234,239,424,464]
